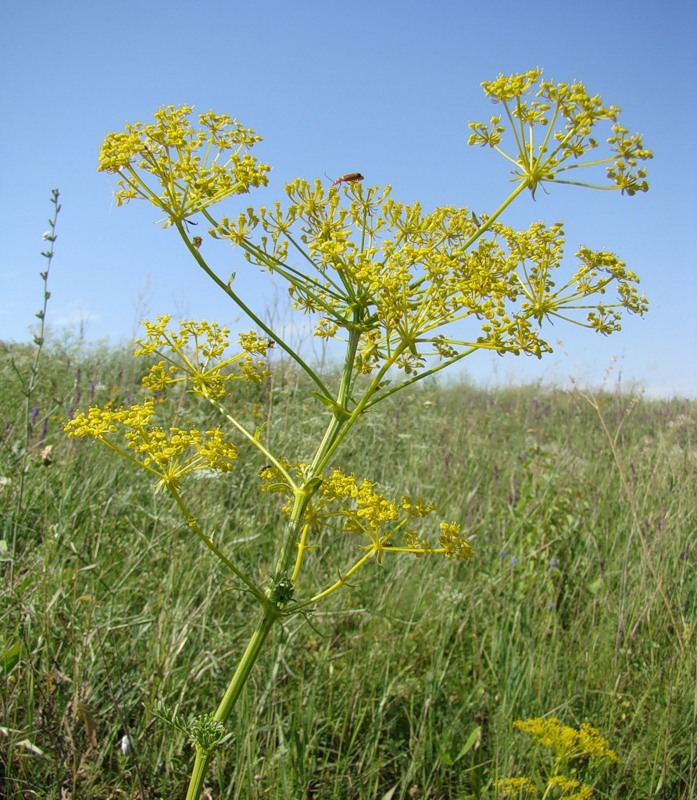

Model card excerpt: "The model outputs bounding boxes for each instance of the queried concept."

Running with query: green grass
[1,340,695,799]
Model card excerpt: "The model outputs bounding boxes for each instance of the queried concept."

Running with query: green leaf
[1,638,21,679]
[455,726,482,762]
[439,726,482,766]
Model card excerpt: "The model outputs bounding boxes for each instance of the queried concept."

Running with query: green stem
[10,189,60,589]
[185,606,278,800]
[299,551,374,606]
[167,484,268,605]
[408,179,530,296]
[308,327,361,470]
[202,395,298,491]
[183,473,318,797]
[273,493,315,580]
[453,178,529,256]
[174,221,332,403]
[310,342,407,476]
[273,326,366,583]
[213,609,278,724]
[362,345,478,408]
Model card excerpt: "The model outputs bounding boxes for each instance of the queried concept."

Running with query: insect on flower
[333,172,364,185]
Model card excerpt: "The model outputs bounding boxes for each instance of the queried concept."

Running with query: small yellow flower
[577,723,619,764]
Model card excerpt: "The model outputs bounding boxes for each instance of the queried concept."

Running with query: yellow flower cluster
[468,68,652,197]
[513,717,619,765]
[98,105,270,220]
[303,469,472,563]
[135,316,270,399]
[63,317,276,489]
[259,465,472,564]
[438,522,475,560]
[97,74,650,385]
[321,469,399,533]
[221,176,646,376]
[65,399,237,489]
[495,717,618,800]
[495,775,593,800]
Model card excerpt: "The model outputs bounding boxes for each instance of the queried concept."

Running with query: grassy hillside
[1,340,695,799]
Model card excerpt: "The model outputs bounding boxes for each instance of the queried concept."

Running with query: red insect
[333,172,364,186]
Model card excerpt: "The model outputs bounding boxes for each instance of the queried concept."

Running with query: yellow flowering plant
[494,717,619,799]
[65,69,650,798]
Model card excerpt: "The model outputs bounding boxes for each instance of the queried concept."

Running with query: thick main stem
[185,606,278,800]
[185,316,369,799]
[185,358,358,797]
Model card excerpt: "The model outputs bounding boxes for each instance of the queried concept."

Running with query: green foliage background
[1,341,695,799]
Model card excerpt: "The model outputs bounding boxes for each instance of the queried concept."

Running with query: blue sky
[1,0,695,397]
